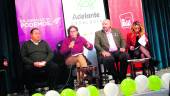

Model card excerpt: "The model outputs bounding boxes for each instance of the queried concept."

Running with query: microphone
[69,38,76,49]
[71,38,76,42]
[71,38,76,45]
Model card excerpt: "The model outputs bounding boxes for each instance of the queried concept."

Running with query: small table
[127,58,150,78]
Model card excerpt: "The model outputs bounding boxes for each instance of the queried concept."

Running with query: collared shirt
[31,39,41,45]
[105,30,118,52]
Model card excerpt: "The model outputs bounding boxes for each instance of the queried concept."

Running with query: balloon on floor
[45,90,60,96]
[104,82,119,96]
[76,87,90,96]
[60,88,76,96]
[120,78,136,96]
[135,75,148,93]
[148,75,161,91]
[161,73,170,89]
[86,85,99,96]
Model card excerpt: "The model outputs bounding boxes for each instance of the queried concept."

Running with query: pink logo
[119,12,134,29]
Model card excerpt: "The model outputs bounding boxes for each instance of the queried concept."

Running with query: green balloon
[86,85,99,96]
[120,78,136,96]
[60,88,76,96]
[32,93,44,96]
[148,75,161,91]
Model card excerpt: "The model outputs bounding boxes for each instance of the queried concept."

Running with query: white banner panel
[62,0,106,65]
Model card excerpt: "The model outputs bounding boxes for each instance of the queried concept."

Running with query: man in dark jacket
[21,28,59,94]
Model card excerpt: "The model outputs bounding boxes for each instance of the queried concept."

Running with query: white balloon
[76,87,90,96]
[135,75,148,93]
[161,73,170,89]
[104,83,119,96]
[45,90,60,96]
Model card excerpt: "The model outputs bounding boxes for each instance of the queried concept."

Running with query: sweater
[60,36,93,57]
[21,40,53,65]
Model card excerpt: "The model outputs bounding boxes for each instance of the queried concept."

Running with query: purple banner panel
[15,0,65,50]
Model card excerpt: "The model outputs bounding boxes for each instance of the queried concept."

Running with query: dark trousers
[24,61,60,91]
[101,51,129,83]
[0,70,7,96]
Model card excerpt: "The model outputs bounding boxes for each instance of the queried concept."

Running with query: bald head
[102,19,111,24]
[102,19,111,32]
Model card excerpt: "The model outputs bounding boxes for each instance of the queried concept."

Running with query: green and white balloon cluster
[31,73,170,96]
[104,73,170,96]
[32,85,99,96]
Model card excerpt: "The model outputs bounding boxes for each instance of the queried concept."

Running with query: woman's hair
[131,21,145,36]
[67,25,79,36]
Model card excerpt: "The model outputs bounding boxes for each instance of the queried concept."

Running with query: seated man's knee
[47,62,59,70]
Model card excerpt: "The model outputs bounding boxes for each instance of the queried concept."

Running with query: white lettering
[20,17,61,28]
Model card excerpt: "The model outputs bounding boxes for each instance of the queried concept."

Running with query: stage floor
[99,86,169,96]
[8,88,169,96]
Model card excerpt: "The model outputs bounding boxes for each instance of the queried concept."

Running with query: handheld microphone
[69,38,76,48]
[71,38,76,42]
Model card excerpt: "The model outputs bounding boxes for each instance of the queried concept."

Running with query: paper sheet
[138,35,146,46]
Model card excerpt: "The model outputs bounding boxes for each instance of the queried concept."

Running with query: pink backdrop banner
[108,0,145,41]
[15,0,65,50]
